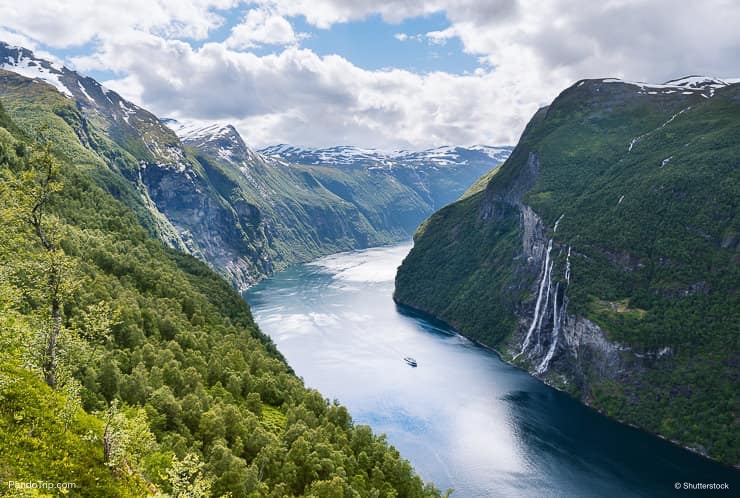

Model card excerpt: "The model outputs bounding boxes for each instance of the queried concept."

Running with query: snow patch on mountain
[0,44,73,98]
[77,80,94,102]
[167,119,235,143]
[259,144,512,169]
[663,76,728,89]
[600,75,732,98]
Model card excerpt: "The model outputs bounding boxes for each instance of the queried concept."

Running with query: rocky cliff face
[0,42,281,289]
[506,203,635,391]
[0,43,510,290]
[395,76,740,464]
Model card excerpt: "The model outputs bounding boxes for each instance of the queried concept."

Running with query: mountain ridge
[394,76,740,465]
[0,41,510,290]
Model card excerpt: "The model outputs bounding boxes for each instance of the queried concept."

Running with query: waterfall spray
[537,283,561,374]
[514,239,553,360]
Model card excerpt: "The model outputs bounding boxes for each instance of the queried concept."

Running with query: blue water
[245,243,738,497]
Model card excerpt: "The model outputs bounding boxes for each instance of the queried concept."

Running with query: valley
[0,14,738,496]
[0,41,510,290]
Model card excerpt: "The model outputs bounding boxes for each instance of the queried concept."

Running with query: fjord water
[245,243,738,497]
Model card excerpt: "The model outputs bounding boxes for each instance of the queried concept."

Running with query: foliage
[396,80,740,464]
[0,103,442,496]
[0,365,150,497]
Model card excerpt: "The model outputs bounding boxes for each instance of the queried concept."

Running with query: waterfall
[536,283,560,373]
[628,106,691,152]
[553,214,564,232]
[534,258,553,354]
[537,249,573,373]
[513,239,553,360]
[516,214,570,369]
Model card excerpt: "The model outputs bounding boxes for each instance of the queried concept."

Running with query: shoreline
[392,299,740,472]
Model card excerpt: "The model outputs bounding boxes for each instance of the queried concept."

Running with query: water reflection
[245,243,738,497]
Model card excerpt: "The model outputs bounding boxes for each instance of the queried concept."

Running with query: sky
[1,0,739,150]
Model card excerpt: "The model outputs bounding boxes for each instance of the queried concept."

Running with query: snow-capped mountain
[393,145,513,168]
[598,75,731,98]
[258,144,512,170]
[165,119,263,165]
[0,42,189,168]
[0,44,73,97]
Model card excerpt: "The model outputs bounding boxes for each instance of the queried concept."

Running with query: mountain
[258,143,511,169]
[169,118,426,269]
[0,42,510,290]
[167,117,511,276]
[0,59,445,496]
[0,42,280,289]
[394,76,740,465]
[259,143,513,209]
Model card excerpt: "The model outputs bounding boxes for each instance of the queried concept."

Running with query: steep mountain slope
[169,119,430,267]
[0,43,277,289]
[259,143,512,210]
[395,77,740,464]
[0,42,510,290]
[0,99,443,495]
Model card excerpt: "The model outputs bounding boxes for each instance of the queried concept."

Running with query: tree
[27,136,67,389]
[0,127,31,365]
[4,128,75,389]
[167,452,213,498]
[102,400,157,476]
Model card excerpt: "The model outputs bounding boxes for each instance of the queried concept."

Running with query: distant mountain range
[0,42,510,289]
[259,143,512,169]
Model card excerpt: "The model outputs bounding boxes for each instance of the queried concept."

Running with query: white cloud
[2,0,740,150]
[74,34,537,149]
[395,33,425,43]
[261,0,519,29]
[225,9,303,49]
[0,0,237,47]
[425,28,456,46]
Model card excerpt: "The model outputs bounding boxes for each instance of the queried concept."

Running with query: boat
[403,356,418,367]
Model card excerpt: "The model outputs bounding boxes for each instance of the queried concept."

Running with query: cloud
[76,35,535,149]
[445,0,740,83]
[2,0,739,150]
[394,33,425,43]
[262,0,520,29]
[0,0,239,47]
[225,9,304,49]
[425,28,456,46]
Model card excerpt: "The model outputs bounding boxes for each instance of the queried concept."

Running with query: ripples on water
[245,243,738,497]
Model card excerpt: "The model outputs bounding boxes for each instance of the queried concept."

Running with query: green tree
[167,452,213,498]
[102,400,157,477]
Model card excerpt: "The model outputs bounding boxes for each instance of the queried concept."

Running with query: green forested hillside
[0,44,508,291]
[395,79,740,464]
[0,104,443,496]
